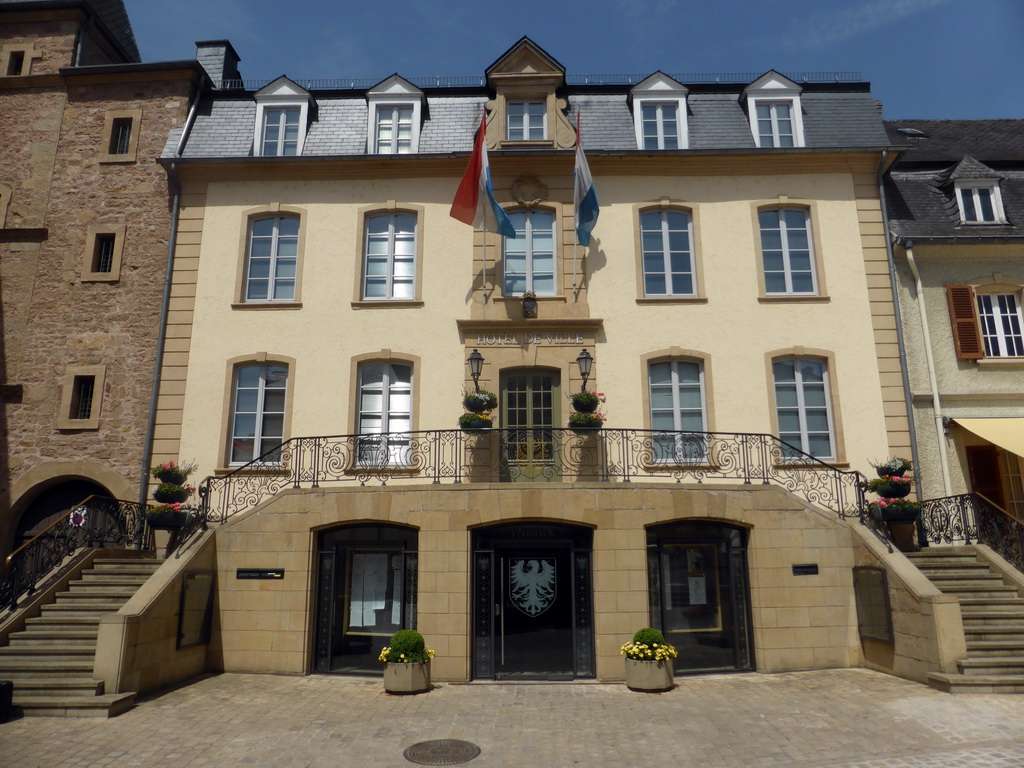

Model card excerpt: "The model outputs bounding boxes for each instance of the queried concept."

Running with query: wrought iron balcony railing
[0,496,154,613]
[200,428,869,524]
[920,492,1024,572]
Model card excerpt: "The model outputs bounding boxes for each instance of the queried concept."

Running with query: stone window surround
[57,364,106,430]
[750,197,829,301]
[639,349,717,435]
[1,43,41,77]
[99,109,142,164]
[351,201,426,307]
[81,220,126,282]
[633,200,706,303]
[232,204,307,308]
[763,347,847,465]
[0,182,10,227]
[346,351,422,436]
[216,353,296,472]
[498,204,562,299]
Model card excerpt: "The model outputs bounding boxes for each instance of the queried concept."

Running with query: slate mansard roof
[884,120,1024,241]
[166,82,890,160]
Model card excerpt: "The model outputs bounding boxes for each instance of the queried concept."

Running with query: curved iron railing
[0,496,154,613]
[920,492,1024,571]
[199,428,869,524]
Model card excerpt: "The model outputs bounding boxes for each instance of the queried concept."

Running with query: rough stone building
[0,0,204,555]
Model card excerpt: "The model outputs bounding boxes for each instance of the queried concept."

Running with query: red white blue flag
[450,111,515,237]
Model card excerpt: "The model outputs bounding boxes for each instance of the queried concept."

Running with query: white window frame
[977,292,1024,357]
[648,359,708,464]
[955,180,1006,224]
[229,363,288,466]
[744,72,805,148]
[363,212,417,300]
[759,208,818,296]
[507,100,547,141]
[365,75,424,154]
[640,209,695,296]
[503,209,556,296]
[244,215,299,302]
[372,105,415,154]
[630,72,688,150]
[772,357,835,461]
[357,362,413,467]
[749,99,803,148]
[253,77,311,157]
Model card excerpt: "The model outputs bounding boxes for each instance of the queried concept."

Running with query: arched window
[244,215,299,302]
[758,208,817,296]
[356,361,413,465]
[640,209,695,297]
[771,357,834,460]
[648,358,707,463]
[229,363,288,465]
[363,212,417,300]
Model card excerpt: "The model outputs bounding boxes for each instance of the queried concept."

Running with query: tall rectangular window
[261,107,300,156]
[773,358,834,460]
[363,213,416,299]
[230,364,288,465]
[504,210,555,296]
[245,216,298,301]
[641,209,694,296]
[375,105,414,154]
[759,209,816,295]
[7,51,25,76]
[357,362,412,466]
[507,101,545,141]
[70,376,95,420]
[648,360,707,463]
[977,293,1024,357]
[92,234,116,273]
[641,103,679,150]
[109,118,132,155]
[755,101,794,148]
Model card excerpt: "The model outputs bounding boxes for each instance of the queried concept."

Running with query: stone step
[963,614,1024,627]
[16,692,136,718]
[915,566,997,578]
[959,657,1024,676]
[965,627,1024,642]
[4,636,97,651]
[936,585,1021,599]
[959,597,1024,611]
[78,573,151,586]
[909,557,984,568]
[68,579,146,592]
[40,601,124,615]
[928,672,1024,694]
[5,677,103,695]
[965,640,1024,656]
[55,589,136,603]
[89,559,160,572]
[9,628,99,643]
[0,658,94,674]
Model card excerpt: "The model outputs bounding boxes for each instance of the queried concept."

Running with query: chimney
[195,40,242,88]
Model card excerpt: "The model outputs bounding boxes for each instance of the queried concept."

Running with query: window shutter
[946,283,984,359]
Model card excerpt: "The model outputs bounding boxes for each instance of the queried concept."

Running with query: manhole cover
[403,739,481,766]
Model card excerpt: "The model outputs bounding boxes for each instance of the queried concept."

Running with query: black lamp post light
[467,349,484,393]
[576,348,593,392]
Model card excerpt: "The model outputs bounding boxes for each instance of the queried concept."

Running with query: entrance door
[647,522,754,674]
[472,523,593,680]
[313,524,417,675]
[501,370,559,482]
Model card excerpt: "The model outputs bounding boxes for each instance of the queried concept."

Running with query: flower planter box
[383,660,431,694]
[154,488,189,504]
[145,511,191,530]
[154,470,187,485]
[874,483,911,498]
[460,419,492,431]
[624,658,674,692]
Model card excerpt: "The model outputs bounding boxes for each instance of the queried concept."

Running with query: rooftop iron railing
[199,427,870,524]
[920,492,1024,572]
[218,71,862,91]
[0,496,154,613]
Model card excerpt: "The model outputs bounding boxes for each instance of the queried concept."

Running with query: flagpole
[573,112,581,303]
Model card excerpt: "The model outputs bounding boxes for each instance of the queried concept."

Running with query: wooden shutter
[946,283,984,359]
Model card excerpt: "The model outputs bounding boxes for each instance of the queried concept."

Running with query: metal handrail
[199,427,869,525]
[0,496,155,613]
[920,492,1024,572]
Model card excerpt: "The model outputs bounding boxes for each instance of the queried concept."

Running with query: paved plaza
[2,669,1024,767]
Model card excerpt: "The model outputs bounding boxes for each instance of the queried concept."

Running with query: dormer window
[366,75,424,155]
[955,181,1005,224]
[744,71,805,148]
[507,101,546,141]
[253,76,312,157]
[630,72,688,150]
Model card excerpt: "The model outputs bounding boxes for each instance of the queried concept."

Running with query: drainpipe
[877,150,923,501]
[904,241,953,497]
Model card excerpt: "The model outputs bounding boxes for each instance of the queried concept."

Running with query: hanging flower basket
[868,475,912,498]
[154,487,190,504]
[151,460,197,486]
[870,499,921,524]
[873,457,912,478]
[568,411,605,431]
[462,391,497,414]
[570,391,605,414]
[459,412,493,430]
[145,504,192,530]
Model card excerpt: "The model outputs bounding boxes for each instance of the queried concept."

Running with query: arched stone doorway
[8,478,110,556]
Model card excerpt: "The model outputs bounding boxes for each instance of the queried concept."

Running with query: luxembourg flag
[574,113,599,247]
[450,111,515,237]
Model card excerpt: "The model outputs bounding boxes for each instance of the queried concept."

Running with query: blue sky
[129,0,1022,120]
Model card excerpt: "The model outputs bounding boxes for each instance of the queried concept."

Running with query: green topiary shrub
[632,627,666,646]
[378,629,435,663]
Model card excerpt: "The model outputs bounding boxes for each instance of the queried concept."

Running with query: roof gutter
[877,150,925,506]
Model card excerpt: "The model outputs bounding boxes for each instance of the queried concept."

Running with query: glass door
[501,370,559,482]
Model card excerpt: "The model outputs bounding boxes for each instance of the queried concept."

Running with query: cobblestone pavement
[3,669,1024,767]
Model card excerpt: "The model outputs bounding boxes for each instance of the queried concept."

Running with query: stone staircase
[908,546,1024,694]
[0,553,161,717]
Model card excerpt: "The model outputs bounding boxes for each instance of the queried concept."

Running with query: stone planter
[624,658,674,692]
[383,660,431,695]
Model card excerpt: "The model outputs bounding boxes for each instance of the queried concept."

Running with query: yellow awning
[953,418,1024,459]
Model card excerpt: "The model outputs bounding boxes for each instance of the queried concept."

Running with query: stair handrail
[0,495,154,613]
[196,426,869,525]
[920,492,1024,573]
